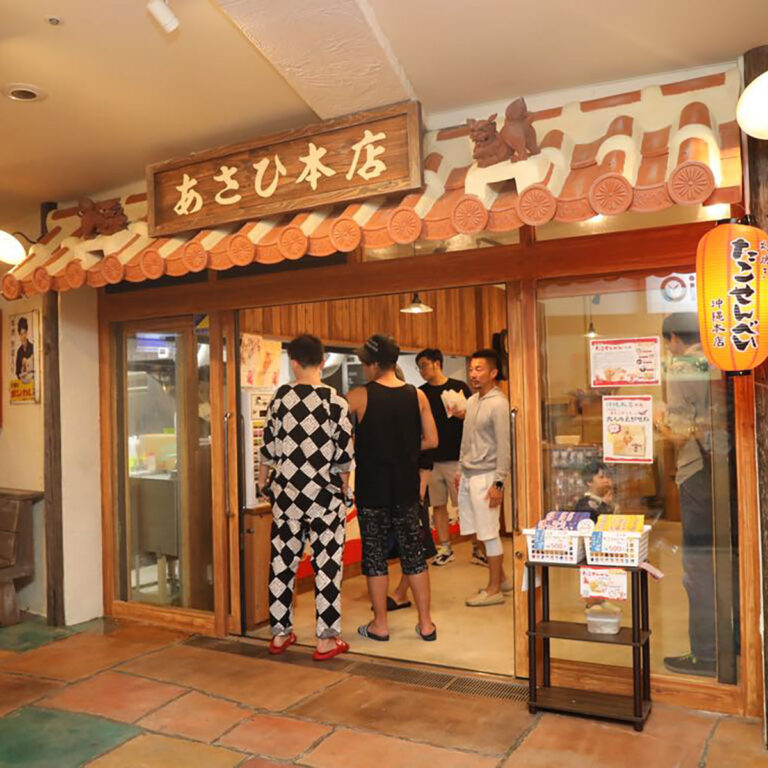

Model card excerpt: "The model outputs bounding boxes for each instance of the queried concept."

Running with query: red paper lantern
[696,219,768,372]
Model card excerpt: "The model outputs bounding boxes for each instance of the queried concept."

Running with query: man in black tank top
[347,334,439,643]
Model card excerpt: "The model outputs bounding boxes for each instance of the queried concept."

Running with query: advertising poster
[590,337,661,387]
[579,566,628,601]
[240,333,282,389]
[9,310,40,404]
[602,395,653,464]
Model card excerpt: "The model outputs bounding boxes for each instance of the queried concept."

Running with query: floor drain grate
[352,661,454,689]
[446,677,528,701]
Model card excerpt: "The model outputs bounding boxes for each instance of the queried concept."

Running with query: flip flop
[386,596,412,612]
[313,638,350,661]
[358,623,390,642]
[268,632,297,655]
[415,624,437,642]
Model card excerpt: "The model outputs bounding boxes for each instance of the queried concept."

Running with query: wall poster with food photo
[9,310,40,404]
[602,395,653,464]
[590,337,661,387]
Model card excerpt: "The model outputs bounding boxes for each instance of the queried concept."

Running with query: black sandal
[386,596,412,612]
[358,623,390,642]
[415,624,437,642]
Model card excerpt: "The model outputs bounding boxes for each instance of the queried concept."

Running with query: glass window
[538,271,740,683]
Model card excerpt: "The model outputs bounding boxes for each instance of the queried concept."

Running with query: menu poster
[602,396,653,464]
[579,566,628,601]
[240,333,282,389]
[9,310,40,404]
[590,337,661,387]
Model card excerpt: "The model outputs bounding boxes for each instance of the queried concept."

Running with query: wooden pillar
[743,45,768,743]
[43,290,64,625]
[39,202,64,626]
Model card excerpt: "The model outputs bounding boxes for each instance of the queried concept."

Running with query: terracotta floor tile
[240,759,289,768]
[0,672,64,716]
[291,675,531,755]
[40,670,184,722]
[301,729,498,768]
[705,717,768,767]
[88,733,243,767]
[503,713,706,768]
[104,623,189,645]
[119,644,345,710]
[0,631,161,682]
[218,713,331,759]
[138,690,250,742]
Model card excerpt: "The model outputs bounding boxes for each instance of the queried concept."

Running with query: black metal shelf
[526,561,652,731]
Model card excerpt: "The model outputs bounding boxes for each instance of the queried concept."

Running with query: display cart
[526,560,651,731]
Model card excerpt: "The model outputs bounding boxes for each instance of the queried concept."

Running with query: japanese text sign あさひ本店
[147,101,423,237]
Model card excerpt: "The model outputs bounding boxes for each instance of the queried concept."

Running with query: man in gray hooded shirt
[454,349,511,607]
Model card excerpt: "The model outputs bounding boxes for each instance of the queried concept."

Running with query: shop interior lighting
[737,70,768,140]
[585,320,598,339]
[400,292,433,314]
[147,0,180,33]
[0,230,33,266]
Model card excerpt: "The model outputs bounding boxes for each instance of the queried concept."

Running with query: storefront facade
[2,66,764,718]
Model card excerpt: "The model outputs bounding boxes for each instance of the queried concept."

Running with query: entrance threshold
[187,635,528,703]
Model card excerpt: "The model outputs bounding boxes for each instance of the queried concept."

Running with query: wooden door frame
[97,220,762,716]
[100,313,230,636]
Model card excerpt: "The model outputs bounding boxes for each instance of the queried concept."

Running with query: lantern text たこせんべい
[696,220,768,372]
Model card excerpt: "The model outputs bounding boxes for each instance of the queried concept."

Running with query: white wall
[0,293,47,615]
[59,288,103,625]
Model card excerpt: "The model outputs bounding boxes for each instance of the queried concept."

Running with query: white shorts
[428,461,459,507]
[458,471,500,541]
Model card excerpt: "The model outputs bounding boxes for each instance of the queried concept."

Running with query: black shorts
[357,502,427,577]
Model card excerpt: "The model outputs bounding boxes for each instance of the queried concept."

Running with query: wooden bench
[0,489,42,626]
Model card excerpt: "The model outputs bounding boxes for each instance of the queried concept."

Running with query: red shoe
[313,638,350,662]
[268,632,296,655]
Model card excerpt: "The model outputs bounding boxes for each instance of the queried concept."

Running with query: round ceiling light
[47,16,63,25]
[3,83,48,102]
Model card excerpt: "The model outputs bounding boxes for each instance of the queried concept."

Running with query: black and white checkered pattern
[269,510,346,638]
[261,384,353,520]
[261,383,353,638]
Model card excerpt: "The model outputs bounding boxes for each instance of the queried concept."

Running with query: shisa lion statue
[466,98,540,168]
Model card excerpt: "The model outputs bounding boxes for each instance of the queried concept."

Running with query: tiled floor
[0,614,767,767]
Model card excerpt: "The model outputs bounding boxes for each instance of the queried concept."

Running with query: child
[574,461,616,522]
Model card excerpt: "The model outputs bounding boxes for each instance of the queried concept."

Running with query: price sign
[591,531,629,554]
[532,529,571,552]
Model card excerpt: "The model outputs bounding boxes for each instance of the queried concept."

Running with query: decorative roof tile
[3,69,742,299]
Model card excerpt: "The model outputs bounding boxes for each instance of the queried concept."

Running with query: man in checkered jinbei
[258,334,354,661]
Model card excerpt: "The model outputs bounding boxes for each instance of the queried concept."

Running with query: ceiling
[1,0,766,235]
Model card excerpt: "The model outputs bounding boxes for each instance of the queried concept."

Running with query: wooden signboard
[147,101,423,237]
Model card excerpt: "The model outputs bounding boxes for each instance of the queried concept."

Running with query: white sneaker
[432,546,455,566]
[465,590,505,607]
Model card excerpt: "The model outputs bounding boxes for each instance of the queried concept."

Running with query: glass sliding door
[535,271,740,684]
[114,318,214,611]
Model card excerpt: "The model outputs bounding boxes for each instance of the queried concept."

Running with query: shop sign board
[602,395,653,464]
[590,337,661,387]
[147,101,423,237]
